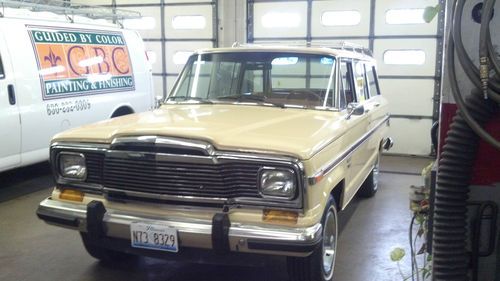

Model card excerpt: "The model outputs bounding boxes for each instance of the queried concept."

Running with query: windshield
[168,52,337,109]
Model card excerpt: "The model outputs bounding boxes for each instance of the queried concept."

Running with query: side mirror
[154,96,163,109]
[345,103,365,120]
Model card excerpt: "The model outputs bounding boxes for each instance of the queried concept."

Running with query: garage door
[87,0,218,97]
[247,0,444,156]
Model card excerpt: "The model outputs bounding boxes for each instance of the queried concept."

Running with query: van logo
[44,48,62,68]
[27,25,136,100]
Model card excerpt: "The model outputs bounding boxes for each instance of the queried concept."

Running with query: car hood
[53,104,347,160]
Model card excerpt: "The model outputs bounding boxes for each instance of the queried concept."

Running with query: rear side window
[0,55,4,79]
[365,65,380,97]
[339,60,355,109]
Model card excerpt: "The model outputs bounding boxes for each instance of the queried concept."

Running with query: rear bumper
[383,137,394,151]
[37,197,322,257]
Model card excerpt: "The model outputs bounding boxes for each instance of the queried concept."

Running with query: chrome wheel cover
[322,206,337,280]
[373,158,380,191]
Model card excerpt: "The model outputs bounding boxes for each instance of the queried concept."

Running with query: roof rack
[328,41,373,56]
[0,0,141,21]
[232,41,373,56]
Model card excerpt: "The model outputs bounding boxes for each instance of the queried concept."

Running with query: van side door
[0,35,21,171]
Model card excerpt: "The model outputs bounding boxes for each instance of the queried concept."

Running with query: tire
[357,155,380,198]
[80,233,135,263]
[287,197,338,281]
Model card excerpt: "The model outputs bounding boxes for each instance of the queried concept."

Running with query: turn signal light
[263,209,298,225]
[59,189,84,202]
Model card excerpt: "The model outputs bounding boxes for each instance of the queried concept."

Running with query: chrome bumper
[383,137,394,151]
[37,197,322,257]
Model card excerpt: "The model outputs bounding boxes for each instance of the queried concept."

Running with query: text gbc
[32,30,129,75]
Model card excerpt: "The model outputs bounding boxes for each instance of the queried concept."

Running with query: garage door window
[262,12,301,28]
[383,50,426,65]
[123,16,156,30]
[386,9,425,25]
[321,11,361,26]
[173,51,193,65]
[172,15,206,30]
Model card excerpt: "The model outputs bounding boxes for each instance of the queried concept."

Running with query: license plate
[130,222,178,252]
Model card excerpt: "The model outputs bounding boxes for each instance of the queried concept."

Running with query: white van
[0,7,155,172]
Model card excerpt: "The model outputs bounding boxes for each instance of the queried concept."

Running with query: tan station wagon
[37,43,393,281]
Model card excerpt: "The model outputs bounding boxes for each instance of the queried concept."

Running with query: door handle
[8,84,15,105]
[374,103,380,107]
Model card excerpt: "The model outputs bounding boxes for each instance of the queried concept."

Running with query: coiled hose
[432,0,500,280]
[433,92,497,281]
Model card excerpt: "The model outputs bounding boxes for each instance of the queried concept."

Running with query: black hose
[452,0,500,103]
[432,92,498,281]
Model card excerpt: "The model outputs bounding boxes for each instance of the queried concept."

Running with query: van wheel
[287,197,337,281]
[111,107,133,118]
[357,156,380,198]
[80,233,135,263]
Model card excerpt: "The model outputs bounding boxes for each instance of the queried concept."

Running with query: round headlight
[259,168,296,199]
[58,152,87,180]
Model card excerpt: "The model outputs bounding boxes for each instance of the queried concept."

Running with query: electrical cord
[410,214,417,281]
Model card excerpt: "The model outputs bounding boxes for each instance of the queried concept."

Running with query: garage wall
[83,0,218,98]
[246,0,445,156]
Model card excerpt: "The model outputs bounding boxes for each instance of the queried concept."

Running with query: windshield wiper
[166,96,213,104]
[216,94,285,108]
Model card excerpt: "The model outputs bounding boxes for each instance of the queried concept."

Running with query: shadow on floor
[0,161,53,203]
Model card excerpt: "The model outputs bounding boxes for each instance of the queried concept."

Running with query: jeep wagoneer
[37,44,392,281]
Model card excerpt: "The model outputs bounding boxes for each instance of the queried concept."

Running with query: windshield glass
[168,52,337,109]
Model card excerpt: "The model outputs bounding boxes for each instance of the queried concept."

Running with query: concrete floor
[0,155,431,281]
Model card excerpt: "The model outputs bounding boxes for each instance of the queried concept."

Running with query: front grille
[101,156,263,198]
[85,153,104,184]
[53,140,302,208]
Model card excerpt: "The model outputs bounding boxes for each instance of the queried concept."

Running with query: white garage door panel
[166,76,179,96]
[144,41,163,74]
[165,5,213,39]
[253,2,308,38]
[153,76,164,97]
[379,79,434,116]
[375,0,438,36]
[128,6,162,39]
[311,0,370,37]
[388,118,433,156]
[311,39,370,49]
[373,39,436,76]
[165,41,212,74]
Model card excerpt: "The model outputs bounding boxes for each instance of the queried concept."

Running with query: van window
[365,65,380,97]
[339,60,355,109]
[0,55,4,79]
[353,60,369,101]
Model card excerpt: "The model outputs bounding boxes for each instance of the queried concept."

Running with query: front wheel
[287,197,338,281]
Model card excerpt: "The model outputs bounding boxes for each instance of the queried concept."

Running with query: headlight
[58,152,87,180]
[259,168,296,199]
